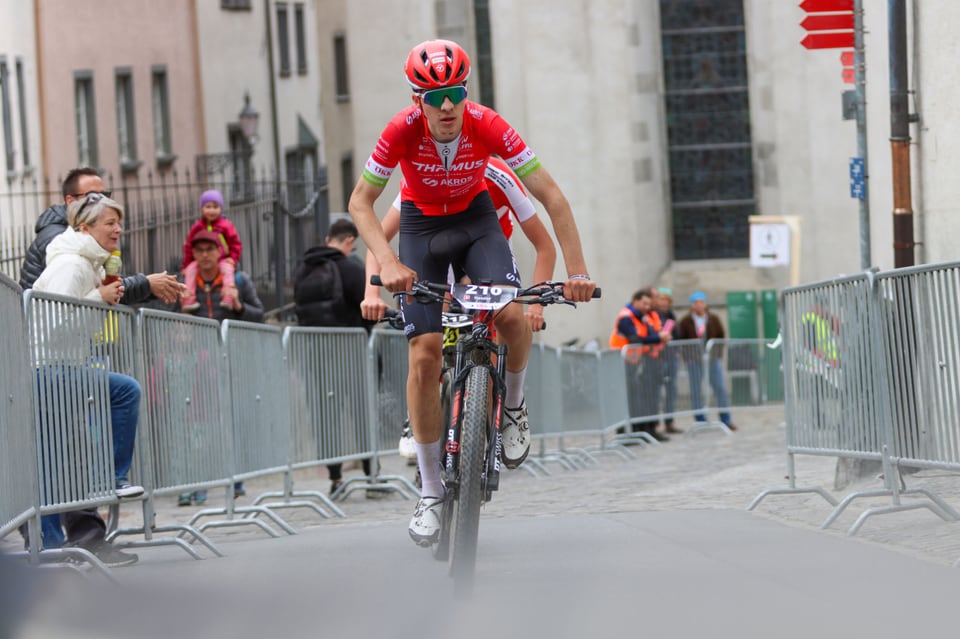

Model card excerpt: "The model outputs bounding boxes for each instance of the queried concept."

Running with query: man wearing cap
[177,230,263,502]
[678,292,736,431]
[179,230,263,323]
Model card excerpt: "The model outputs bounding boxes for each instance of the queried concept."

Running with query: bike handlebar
[370,275,601,305]
[379,307,405,330]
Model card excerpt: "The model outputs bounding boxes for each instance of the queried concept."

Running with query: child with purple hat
[181,189,243,311]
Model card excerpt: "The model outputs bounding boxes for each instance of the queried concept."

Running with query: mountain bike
[374,276,600,594]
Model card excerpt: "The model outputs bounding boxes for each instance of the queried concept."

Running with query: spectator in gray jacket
[19,167,184,306]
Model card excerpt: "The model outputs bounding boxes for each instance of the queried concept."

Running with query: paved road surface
[7,411,960,638]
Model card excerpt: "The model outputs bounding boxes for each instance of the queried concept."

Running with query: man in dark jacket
[294,218,370,328]
[19,167,184,305]
[294,218,375,494]
[17,168,185,567]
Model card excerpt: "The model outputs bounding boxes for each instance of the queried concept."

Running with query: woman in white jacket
[31,192,143,563]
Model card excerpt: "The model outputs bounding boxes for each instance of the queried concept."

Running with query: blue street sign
[849,157,865,199]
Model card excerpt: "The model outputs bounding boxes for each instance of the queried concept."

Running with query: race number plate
[450,283,518,310]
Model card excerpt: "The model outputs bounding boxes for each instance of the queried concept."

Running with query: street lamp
[238,92,259,145]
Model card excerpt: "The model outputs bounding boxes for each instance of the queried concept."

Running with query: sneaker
[89,542,138,567]
[194,490,207,505]
[116,482,144,500]
[329,479,343,496]
[177,493,192,507]
[220,296,236,310]
[181,300,200,312]
[398,421,417,464]
[233,483,246,498]
[408,497,443,547]
[501,401,531,469]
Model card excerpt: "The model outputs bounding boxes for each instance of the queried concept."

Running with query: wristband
[568,274,591,281]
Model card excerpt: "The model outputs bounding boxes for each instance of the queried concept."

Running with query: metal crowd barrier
[707,337,783,424]
[281,327,413,507]
[554,347,633,464]
[0,275,38,559]
[189,320,296,537]
[526,343,585,474]
[115,310,225,557]
[367,328,417,497]
[612,337,783,444]
[750,267,960,536]
[23,289,141,573]
[370,328,409,452]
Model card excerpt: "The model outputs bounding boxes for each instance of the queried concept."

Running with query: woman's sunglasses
[419,85,467,108]
[76,191,106,219]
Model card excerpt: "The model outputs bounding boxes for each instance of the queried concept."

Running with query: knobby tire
[449,366,489,595]
[432,369,454,562]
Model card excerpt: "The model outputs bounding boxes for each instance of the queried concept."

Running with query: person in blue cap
[677,291,737,431]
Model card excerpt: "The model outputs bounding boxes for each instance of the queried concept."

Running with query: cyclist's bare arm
[361,205,402,321]
[519,166,595,302]
[349,179,416,294]
[516,214,557,331]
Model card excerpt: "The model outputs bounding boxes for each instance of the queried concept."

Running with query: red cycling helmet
[404,39,471,90]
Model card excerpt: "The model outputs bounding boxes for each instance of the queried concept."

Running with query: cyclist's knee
[409,334,443,379]
[494,305,529,340]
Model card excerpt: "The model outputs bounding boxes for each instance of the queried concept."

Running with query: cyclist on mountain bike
[361,156,557,332]
[348,39,596,546]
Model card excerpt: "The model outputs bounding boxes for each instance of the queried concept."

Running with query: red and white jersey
[392,156,536,239]
[363,100,541,216]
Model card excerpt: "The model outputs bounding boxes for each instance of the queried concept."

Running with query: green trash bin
[725,291,758,405]
[760,289,784,402]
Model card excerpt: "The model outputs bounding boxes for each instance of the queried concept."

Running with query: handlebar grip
[370,275,382,286]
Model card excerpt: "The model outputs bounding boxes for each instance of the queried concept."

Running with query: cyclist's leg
[407,333,444,496]
[399,203,456,544]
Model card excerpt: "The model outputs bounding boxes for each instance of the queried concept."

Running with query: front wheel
[432,369,455,562]
[448,366,490,595]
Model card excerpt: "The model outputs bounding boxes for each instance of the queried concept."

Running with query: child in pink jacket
[181,189,243,311]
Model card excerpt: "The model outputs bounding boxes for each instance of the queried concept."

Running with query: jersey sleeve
[361,118,405,188]
[485,162,537,224]
[479,109,542,178]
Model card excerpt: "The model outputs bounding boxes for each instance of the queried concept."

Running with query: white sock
[416,440,444,498]
[505,368,526,408]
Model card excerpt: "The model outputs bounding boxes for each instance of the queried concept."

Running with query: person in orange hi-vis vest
[609,288,673,442]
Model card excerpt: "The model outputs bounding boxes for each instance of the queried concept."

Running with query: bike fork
[443,382,464,489]
[485,374,505,494]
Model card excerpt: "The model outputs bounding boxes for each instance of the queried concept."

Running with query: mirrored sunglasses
[76,191,106,218]
[420,85,467,108]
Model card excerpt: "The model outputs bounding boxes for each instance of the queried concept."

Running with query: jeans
[38,370,141,549]
[108,371,141,485]
[686,358,731,425]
